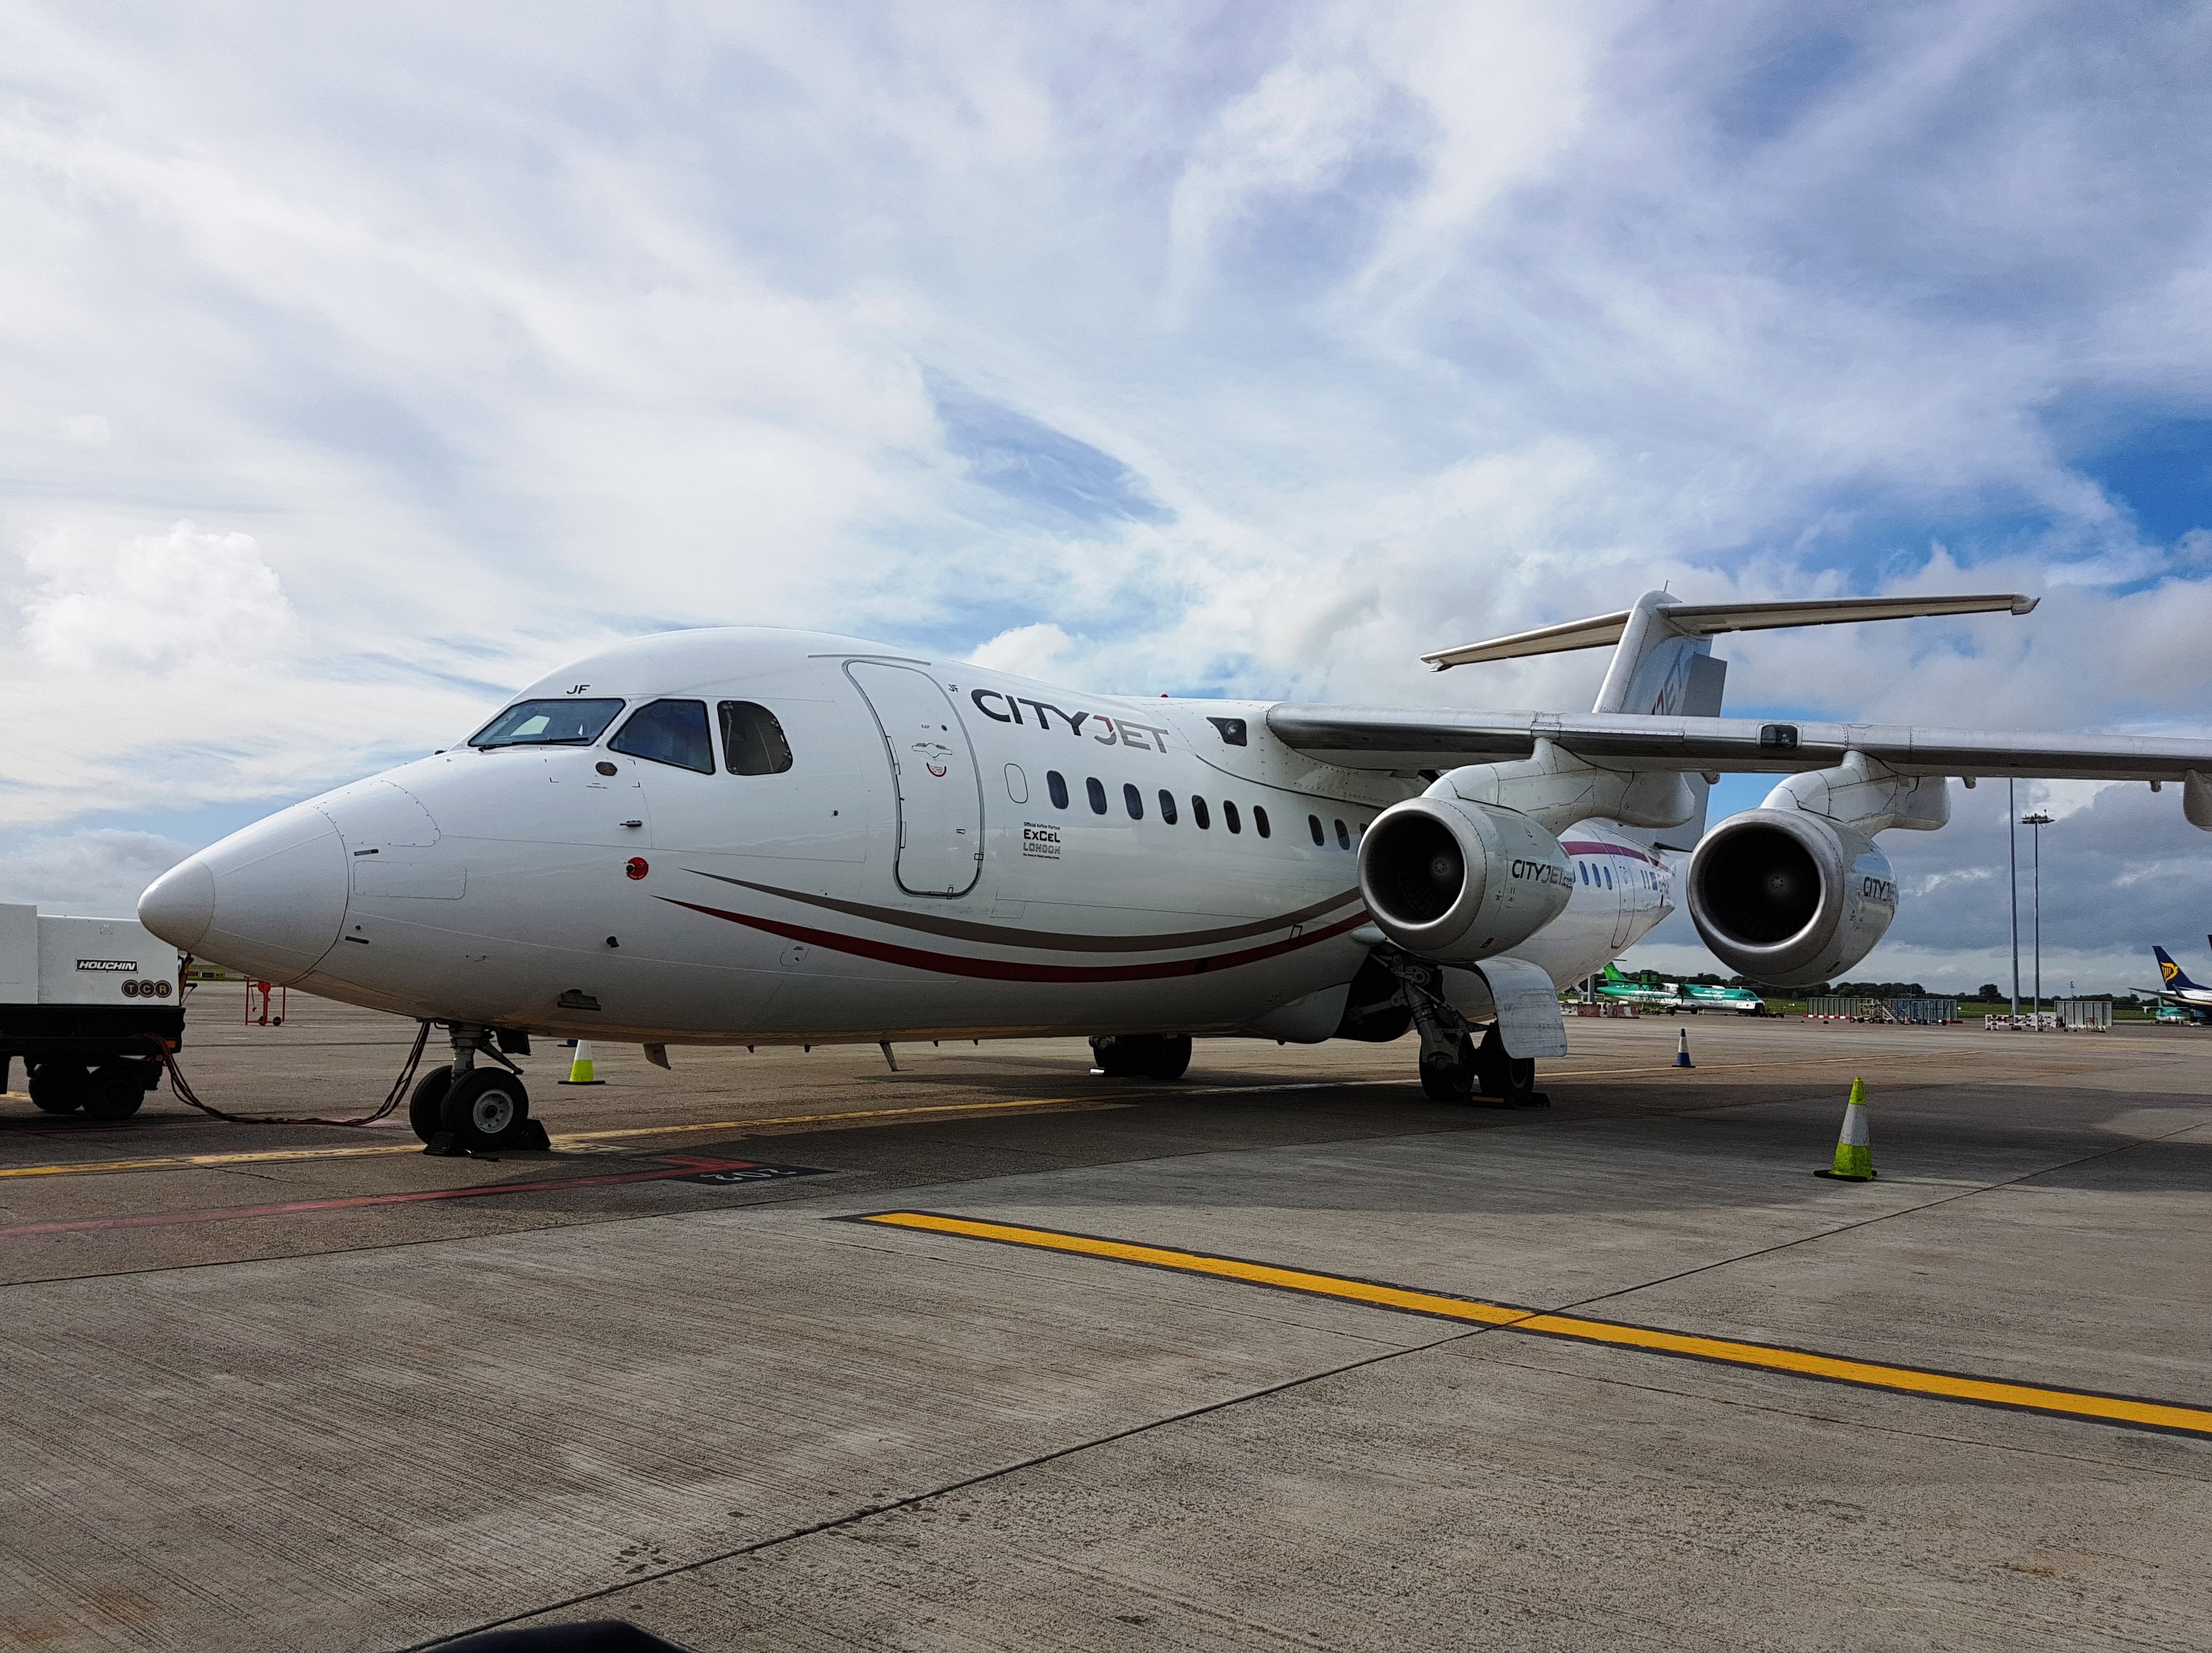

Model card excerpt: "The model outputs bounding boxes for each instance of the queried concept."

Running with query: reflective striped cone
[1815,1077,1875,1180]
[1674,1028,1693,1068]
[558,1038,606,1086]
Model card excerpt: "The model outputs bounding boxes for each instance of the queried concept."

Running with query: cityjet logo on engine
[969,690,1171,753]
[1861,876,1898,905]
[1511,859,1572,889]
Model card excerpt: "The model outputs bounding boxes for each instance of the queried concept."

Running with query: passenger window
[1254,806,1270,838]
[1334,819,1350,849]
[1604,866,1613,888]
[1004,763,1029,805]
[1308,814,1325,846]
[612,699,714,773]
[1048,770,1069,809]
[1192,796,1211,830]
[1086,777,1108,814]
[716,701,794,776]
[1578,863,1588,885]
[1224,800,1242,834]
[1124,783,1144,820]
[1159,790,1179,825]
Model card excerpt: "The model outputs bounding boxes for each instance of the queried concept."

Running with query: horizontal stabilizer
[1422,593,2037,671]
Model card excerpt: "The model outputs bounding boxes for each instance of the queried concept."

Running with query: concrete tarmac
[2,987,2209,1650]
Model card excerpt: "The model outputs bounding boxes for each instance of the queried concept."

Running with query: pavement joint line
[852,1210,2212,1441]
[0,1049,1982,1182]
[1546,1113,2212,1322]
[401,1328,1460,1651]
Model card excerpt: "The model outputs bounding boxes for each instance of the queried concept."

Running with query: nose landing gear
[414,1025,552,1153]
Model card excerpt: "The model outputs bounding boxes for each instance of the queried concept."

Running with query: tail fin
[2155,946,2202,992]
[1602,962,1626,981]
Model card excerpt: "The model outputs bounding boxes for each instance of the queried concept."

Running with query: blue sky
[3,2,2211,990]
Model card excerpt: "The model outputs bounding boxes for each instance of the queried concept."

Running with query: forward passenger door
[844,663,984,896]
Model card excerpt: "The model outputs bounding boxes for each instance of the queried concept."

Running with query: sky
[3,1,2211,995]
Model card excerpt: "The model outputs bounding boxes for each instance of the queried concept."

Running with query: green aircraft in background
[1592,963,1767,1015]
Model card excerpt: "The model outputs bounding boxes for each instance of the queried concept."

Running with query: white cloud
[55,414,111,446]
[0,828,188,917]
[967,621,1074,680]
[20,520,305,674]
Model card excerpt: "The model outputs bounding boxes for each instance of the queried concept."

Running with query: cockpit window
[468,698,625,748]
[610,699,715,773]
[718,701,794,776]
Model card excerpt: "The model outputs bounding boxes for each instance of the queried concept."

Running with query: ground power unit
[0,904,186,1119]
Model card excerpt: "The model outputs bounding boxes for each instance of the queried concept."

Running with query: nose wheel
[411,1064,549,1152]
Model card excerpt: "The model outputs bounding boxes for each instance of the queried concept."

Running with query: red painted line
[0,1156,768,1240]
[662,900,1373,982]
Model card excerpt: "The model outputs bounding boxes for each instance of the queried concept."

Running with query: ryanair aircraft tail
[2154,946,2205,993]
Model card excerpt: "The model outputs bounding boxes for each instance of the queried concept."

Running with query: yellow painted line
[858,1212,2212,1441]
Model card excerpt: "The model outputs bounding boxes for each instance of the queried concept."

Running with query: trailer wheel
[27,1061,89,1115]
[440,1068,531,1150]
[407,1065,454,1143]
[82,1062,151,1122]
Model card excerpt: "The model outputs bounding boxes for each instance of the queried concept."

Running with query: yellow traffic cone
[558,1039,606,1086]
[1815,1077,1875,1180]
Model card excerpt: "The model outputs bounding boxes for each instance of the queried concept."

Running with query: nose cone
[145,802,350,984]
[139,857,216,951]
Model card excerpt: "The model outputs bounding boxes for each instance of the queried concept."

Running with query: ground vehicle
[0,904,185,1119]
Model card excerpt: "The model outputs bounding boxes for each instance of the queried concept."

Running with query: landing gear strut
[414,1025,550,1153]
[1377,952,1548,1109]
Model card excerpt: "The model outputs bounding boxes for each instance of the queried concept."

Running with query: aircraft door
[1608,859,1636,949]
[844,662,984,897]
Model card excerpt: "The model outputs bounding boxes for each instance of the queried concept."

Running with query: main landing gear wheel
[1418,1030,1477,1106]
[27,1060,89,1115]
[408,1064,455,1143]
[1471,1024,1545,1109]
[80,1061,154,1122]
[1089,1034,1193,1081]
[439,1068,535,1152]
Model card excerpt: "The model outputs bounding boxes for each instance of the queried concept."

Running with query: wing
[1266,705,2212,784]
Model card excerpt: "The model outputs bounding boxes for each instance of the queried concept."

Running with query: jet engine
[1356,797,1573,965]
[1686,808,1897,988]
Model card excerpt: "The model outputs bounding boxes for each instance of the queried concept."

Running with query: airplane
[2147,945,2212,1023]
[135,589,2212,1153]
[1592,963,1681,1011]
[1677,977,1768,1015]
[1591,963,1766,1016]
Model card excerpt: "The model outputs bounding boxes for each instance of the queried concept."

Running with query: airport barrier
[1985,1000,2112,1032]
[1806,996,1960,1024]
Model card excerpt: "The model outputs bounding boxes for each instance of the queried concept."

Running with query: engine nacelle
[1356,797,1573,965]
[1686,808,1897,987]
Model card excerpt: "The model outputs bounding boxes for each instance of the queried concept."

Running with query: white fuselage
[146,628,1673,1046]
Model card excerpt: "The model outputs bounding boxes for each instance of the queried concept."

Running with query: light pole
[2023,810,2052,1019]
[2007,780,2020,1018]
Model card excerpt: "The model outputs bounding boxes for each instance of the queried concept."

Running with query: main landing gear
[1089,1034,1193,1081]
[1378,953,1547,1110]
[410,1025,552,1154]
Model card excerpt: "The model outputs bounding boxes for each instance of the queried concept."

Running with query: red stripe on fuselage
[661,898,1373,982]
[1560,840,1658,864]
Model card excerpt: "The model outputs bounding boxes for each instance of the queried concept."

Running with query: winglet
[1422,592,2038,671]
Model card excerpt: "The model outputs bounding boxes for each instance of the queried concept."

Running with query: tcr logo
[969,690,1172,753]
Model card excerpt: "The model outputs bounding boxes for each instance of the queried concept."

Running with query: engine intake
[1687,808,1897,987]
[1357,797,1572,965]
